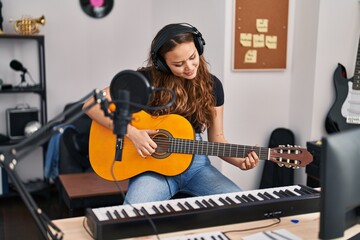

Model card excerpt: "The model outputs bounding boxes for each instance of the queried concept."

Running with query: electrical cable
[222,217,281,235]
[27,71,38,85]
[109,86,176,113]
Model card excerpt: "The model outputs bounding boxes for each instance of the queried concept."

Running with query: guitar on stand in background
[325,37,360,133]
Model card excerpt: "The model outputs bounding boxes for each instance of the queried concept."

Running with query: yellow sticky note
[256,19,268,33]
[266,36,278,49]
[244,50,257,63]
[253,34,265,48]
[240,33,252,47]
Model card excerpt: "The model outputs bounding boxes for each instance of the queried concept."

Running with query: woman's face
[164,41,199,80]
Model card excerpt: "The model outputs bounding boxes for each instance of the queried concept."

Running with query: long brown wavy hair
[140,32,216,132]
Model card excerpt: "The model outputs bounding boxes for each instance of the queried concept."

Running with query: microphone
[10,60,28,73]
[112,90,131,161]
[109,70,153,161]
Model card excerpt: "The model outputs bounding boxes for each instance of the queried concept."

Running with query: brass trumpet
[12,15,45,35]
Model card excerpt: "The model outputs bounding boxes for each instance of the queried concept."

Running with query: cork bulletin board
[233,0,289,70]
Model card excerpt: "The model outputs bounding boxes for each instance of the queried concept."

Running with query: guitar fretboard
[354,38,360,90]
[164,138,270,159]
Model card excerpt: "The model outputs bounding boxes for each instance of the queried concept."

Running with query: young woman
[83,23,259,204]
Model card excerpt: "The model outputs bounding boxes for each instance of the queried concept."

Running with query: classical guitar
[325,37,360,133]
[89,111,313,181]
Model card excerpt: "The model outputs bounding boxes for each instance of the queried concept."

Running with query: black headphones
[151,23,206,74]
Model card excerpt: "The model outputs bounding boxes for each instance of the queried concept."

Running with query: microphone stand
[19,71,27,87]
[0,89,109,240]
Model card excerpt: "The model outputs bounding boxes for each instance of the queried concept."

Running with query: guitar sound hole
[152,129,172,159]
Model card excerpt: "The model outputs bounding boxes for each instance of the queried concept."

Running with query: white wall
[0,0,153,181]
[1,0,359,189]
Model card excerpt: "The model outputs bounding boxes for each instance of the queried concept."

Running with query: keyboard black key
[185,201,194,210]
[159,204,168,213]
[177,202,187,211]
[140,207,149,215]
[294,188,308,196]
[241,195,253,202]
[106,211,113,220]
[133,208,141,216]
[114,210,121,219]
[208,198,219,207]
[247,194,259,201]
[152,205,161,214]
[264,192,276,199]
[235,195,247,203]
[201,199,212,208]
[225,197,236,204]
[195,200,206,208]
[273,191,287,198]
[121,209,129,218]
[299,187,314,194]
[285,189,297,196]
[166,203,176,212]
[257,192,270,200]
[218,197,228,205]
[279,190,292,197]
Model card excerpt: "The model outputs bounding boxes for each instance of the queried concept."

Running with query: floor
[0,185,80,240]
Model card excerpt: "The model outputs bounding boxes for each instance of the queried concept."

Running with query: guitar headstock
[269,145,313,169]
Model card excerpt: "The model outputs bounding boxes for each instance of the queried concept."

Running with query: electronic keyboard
[85,185,320,240]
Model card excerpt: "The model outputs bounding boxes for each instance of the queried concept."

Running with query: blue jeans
[124,134,241,204]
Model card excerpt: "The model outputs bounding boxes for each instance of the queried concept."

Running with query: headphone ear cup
[154,56,170,74]
[193,34,204,55]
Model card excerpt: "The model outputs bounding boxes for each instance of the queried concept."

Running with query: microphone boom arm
[0,88,110,240]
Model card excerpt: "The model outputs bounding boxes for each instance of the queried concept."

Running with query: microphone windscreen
[110,70,152,113]
[9,60,25,72]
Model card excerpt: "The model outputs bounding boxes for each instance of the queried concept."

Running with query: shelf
[0,85,44,94]
[0,33,47,127]
[0,34,44,41]
[0,33,48,198]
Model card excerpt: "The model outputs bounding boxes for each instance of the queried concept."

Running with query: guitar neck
[354,37,360,90]
[168,138,270,159]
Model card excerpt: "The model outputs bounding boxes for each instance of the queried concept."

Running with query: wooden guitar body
[89,111,194,181]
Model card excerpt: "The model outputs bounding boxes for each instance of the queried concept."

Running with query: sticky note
[253,34,265,48]
[266,35,278,49]
[244,50,257,63]
[256,19,269,33]
[240,33,252,47]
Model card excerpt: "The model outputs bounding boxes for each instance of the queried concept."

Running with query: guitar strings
[152,137,302,167]
[152,136,270,158]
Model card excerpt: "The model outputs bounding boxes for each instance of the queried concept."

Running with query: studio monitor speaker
[6,107,39,140]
